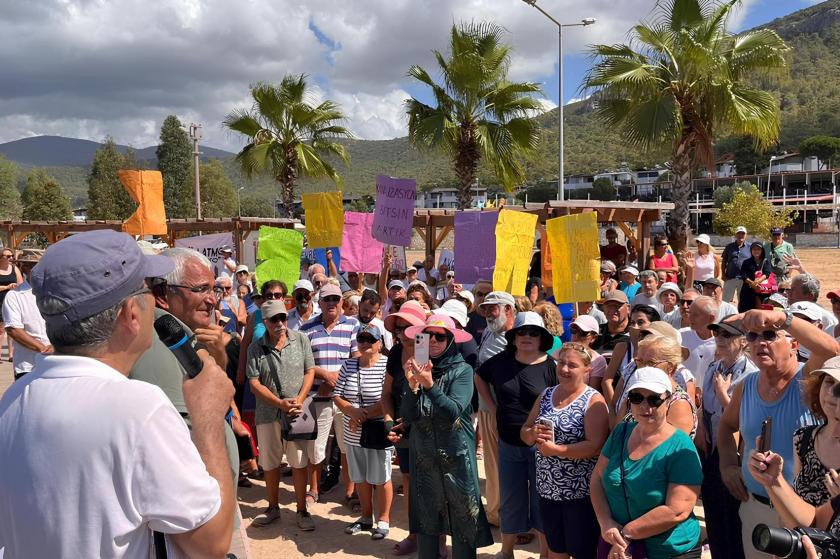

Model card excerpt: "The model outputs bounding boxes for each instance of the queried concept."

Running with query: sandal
[393,537,418,555]
[515,533,534,546]
[345,520,373,534]
[305,491,320,504]
[371,526,390,540]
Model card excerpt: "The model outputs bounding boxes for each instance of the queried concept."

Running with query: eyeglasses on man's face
[169,283,213,295]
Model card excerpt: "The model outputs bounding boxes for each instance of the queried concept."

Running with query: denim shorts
[498,440,542,534]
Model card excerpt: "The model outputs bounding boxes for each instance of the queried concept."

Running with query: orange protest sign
[119,170,167,236]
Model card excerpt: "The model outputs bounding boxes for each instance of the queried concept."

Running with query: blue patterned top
[535,385,598,501]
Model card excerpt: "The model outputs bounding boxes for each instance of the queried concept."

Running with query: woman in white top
[685,234,720,289]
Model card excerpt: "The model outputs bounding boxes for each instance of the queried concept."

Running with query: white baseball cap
[620,266,639,277]
[790,301,824,325]
[695,234,711,246]
[293,279,314,293]
[735,226,747,234]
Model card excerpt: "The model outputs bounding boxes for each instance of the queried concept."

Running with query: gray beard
[487,315,507,334]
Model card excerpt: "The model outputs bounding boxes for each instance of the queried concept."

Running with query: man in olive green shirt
[247,300,316,530]
[763,227,796,280]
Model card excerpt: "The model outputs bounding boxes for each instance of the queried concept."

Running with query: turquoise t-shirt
[619,281,641,300]
[548,336,562,356]
[600,422,702,559]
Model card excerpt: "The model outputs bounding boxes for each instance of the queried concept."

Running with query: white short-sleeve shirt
[0,355,222,559]
[1,282,49,374]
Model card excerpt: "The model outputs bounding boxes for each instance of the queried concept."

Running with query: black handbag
[357,365,392,450]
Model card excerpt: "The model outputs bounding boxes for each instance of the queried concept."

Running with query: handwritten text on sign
[371,175,416,247]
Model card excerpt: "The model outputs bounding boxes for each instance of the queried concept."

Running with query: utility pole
[189,123,202,219]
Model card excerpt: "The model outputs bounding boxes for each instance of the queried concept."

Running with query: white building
[416,186,488,209]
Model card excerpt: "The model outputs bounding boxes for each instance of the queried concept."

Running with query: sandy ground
[2,248,839,558]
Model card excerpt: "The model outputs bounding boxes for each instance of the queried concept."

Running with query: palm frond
[222,110,262,138]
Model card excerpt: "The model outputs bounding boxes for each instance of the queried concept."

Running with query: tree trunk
[278,147,299,219]
[454,123,480,210]
[667,140,693,254]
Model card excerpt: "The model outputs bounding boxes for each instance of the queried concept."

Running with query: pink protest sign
[372,175,416,246]
[340,212,384,273]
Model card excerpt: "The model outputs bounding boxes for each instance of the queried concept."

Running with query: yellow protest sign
[546,212,601,303]
[493,209,538,296]
[119,170,167,236]
[302,191,344,248]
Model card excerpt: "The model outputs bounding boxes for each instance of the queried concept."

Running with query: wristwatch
[620,527,632,542]
[780,309,794,329]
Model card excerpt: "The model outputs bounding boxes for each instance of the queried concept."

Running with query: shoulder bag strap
[356,361,364,408]
[261,343,284,400]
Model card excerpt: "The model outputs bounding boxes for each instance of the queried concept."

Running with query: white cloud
[331,89,411,140]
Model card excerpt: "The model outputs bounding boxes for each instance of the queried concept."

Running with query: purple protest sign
[372,175,416,246]
[454,211,498,284]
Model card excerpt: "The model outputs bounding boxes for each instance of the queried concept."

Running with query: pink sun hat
[384,300,428,332]
[405,313,473,344]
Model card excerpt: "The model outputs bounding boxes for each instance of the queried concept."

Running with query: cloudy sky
[0,0,820,152]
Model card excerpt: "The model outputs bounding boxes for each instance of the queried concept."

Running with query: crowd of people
[0,223,839,559]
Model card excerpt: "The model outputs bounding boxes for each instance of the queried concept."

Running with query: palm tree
[223,74,352,218]
[406,22,543,209]
[583,0,789,251]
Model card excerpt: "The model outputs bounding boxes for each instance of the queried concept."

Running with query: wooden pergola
[413,200,675,261]
[0,217,299,257]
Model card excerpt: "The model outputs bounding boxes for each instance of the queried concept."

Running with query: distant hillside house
[762,152,824,174]
[416,187,488,209]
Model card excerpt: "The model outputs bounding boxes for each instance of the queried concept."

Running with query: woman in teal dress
[590,367,703,559]
[402,314,493,559]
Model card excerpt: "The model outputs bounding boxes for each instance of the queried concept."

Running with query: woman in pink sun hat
[399,313,493,558]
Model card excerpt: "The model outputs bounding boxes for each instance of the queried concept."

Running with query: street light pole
[237,186,245,218]
[189,123,203,219]
[522,1,595,201]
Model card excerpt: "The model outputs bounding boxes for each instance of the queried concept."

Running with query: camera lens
[753,524,796,557]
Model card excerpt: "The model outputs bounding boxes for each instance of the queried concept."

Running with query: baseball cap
[708,317,746,337]
[770,227,783,235]
[261,300,288,320]
[479,291,516,308]
[766,293,789,308]
[293,279,314,293]
[702,277,723,288]
[235,264,249,274]
[358,323,383,341]
[319,284,342,299]
[30,229,173,328]
[735,226,747,234]
[220,245,233,254]
[600,290,629,305]
[790,301,824,324]
[811,355,840,382]
[388,279,405,290]
[407,266,417,272]
[695,234,711,246]
[600,260,617,273]
[456,290,475,306]
[571,314,600,334]
[625,367,674,396]
[620,266,639,276]
[440,299,469,327]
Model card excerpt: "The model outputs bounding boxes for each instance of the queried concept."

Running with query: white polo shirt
[1,281,49,374]
[0,355,221,558]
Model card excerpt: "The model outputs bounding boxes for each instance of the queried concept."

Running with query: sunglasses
[515,326,543,338]
[322,296,341,303]
[627,392,667,408]
[679,299,695,307]
[569,325,591,336]
[263,292,285,300]
[1,253,13,259]
[424,331,449,342]
[268,314,286,323]
[294,292,311,301]
[357,335,378,344]
[746,330,789,343]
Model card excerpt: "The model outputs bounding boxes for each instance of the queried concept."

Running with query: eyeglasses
[746,330,790,343]
[218,286,232,292]
[0,253,13,259]
[569,325,592,336]
[515,326,543,338]
[627,392,667,408]
[633,357,670,368]
[294,292,311,301]
[779,288,789,295]
[424,331,449,342]
[322,296,341,304]
[267,314,287,324]
[236,270,248,275]
[263,292,285,300]
[168,283,213,295]
[679,299,695,307]
[714,330,738,339]
[357,335,378,344]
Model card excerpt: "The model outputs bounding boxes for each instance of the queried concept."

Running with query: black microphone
[154,314,203,378]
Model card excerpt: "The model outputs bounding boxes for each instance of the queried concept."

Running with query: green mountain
[2,0,839,209]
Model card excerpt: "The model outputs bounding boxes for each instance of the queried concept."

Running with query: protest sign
[120,170,167,236]
[341,212,383,273]
[546,212,600,303]
[438,249,454,269]
[455,211,497,284]
[387,246,407,272]
[255,226,303,289]
[302,191,344,248]
[372,175,415,246]
[175,232,233,278]
[493,209,537,296]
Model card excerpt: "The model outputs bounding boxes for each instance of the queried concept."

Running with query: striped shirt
[300,314,360,391]
[334,355,389,447]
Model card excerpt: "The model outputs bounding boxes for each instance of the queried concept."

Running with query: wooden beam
[640,220,652,271]
[615,221,638,249]
[433,225,452,250]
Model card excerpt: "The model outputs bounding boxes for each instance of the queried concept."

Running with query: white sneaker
[251,506,281,527]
